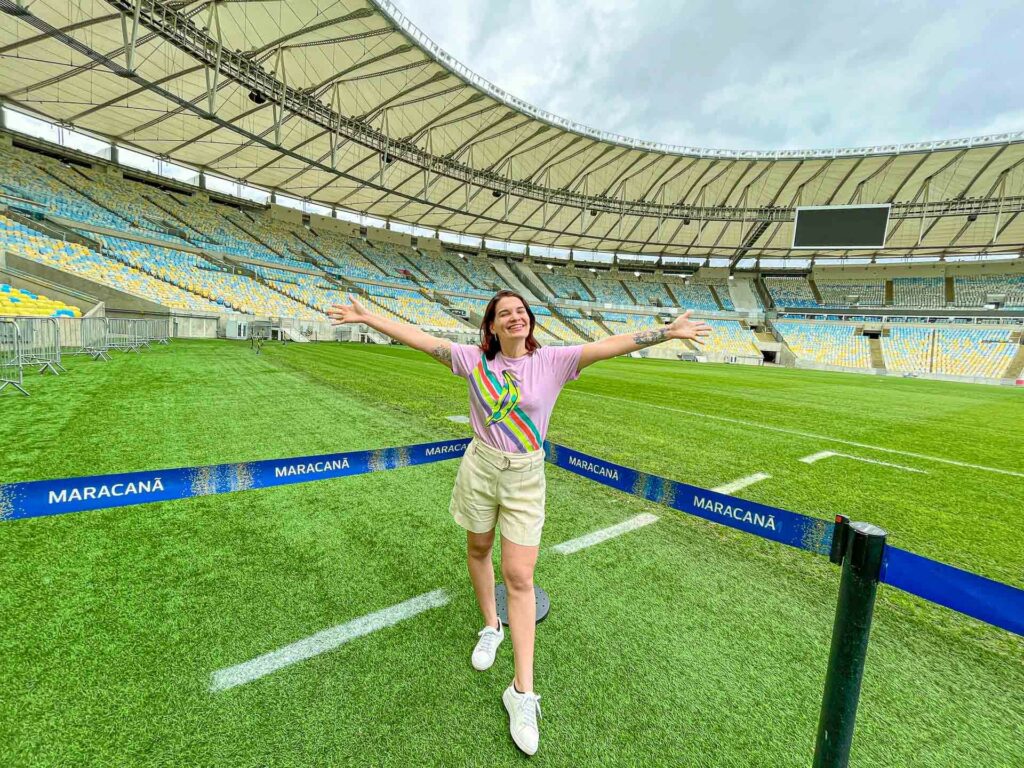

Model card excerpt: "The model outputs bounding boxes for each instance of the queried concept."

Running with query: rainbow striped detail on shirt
[469,358,542,453]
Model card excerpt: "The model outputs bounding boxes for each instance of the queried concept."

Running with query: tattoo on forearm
[631,328,669,347]
[431,344,452,364]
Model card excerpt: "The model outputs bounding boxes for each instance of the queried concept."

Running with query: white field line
[551,513,660,555]
[210,589,449,692]
[571,390,1024,479]
[799,451,927,474]
[446,414,470,424]
[712,472,772,494]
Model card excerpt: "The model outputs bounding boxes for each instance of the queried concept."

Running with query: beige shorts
[449,439,547,547]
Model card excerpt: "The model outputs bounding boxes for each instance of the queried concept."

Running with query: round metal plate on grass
[495,583,550,625]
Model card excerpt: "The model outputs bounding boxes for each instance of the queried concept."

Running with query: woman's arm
[327,297,454,369]
[577,310,711,371]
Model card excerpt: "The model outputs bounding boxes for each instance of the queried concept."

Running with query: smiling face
[490,295,531,344]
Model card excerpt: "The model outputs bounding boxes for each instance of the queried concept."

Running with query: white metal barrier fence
[0,318,28,396]
[56,317,111,361]
[82,317,112,360]
[107,318,146,352]
[15,317,64,375]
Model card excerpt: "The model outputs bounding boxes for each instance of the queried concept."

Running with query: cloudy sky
[391,0,1024,151]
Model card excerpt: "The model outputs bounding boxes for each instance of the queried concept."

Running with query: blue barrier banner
[0,438,471,522]
[4,435,1021,638]
[881,547,1024,637]
[543,442,835,556]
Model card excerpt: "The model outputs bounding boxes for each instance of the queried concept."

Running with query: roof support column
[918,178,930,245]
[272,47,287,146]
[992,172,1007,244]
[329,83,344,168]
[120,1,143,72]
[204,2,224,116]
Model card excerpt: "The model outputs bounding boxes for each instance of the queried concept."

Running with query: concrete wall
[310,214,360,237]
[417,236,443,252]
[269,203,303,226]
[366,226,413,247]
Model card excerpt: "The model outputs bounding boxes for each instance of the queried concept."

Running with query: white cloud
[392,0,1024,150]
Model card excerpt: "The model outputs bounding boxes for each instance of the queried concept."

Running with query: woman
[328,289,710,756]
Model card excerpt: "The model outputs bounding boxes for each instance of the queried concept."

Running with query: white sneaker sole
[471,653,497,671]
[502,688,539,756]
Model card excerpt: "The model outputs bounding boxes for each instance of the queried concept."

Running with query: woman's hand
[327,296,372,325]
[666,310,712,344]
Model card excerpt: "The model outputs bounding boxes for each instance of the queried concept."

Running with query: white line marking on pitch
[446,414,470,424]
[799,451,927,474]
[712,472,772,494]
[552,513,659,555]
[571,390,1024,479]
[210,589,449,692]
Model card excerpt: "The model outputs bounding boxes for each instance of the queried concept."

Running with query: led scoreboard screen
[792,205,890,249]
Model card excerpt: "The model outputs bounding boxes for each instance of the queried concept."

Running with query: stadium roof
[2,0,1024,262]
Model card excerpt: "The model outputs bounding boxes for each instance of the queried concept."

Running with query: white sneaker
[471,622,504,671]
[503,682,542,756]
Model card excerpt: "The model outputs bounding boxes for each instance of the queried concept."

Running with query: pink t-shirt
[451,343,583,454]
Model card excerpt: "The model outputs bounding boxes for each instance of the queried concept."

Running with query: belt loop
[502,456,511,470]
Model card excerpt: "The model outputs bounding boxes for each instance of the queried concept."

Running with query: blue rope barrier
[0,438,471,521]
[2,437,1021,637]
[542,441,835,556]
[881,547,1024,637]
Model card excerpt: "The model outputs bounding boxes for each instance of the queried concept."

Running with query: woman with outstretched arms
[328,289,710,756]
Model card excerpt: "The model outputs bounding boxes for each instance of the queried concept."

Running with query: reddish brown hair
[479,289,541,360]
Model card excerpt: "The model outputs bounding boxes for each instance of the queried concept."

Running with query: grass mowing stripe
[799,451,927,473]
[210,589,450,692]
[712,472,772,494]
[550,513,660,554]
[572,389,1024,478]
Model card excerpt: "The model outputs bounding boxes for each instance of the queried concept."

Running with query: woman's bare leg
[467,529,499,628]
[500,536,539,692]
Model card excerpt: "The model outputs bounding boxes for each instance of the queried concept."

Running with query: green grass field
[1,339,1022,767]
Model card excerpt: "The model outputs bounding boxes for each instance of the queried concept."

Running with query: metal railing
[107,318,146,353]
[56,316,112,361]
[14,317,64,375]
[0,318,28,396]
[82,317,112,360]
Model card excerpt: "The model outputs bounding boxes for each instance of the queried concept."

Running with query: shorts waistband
[470,438,545,471]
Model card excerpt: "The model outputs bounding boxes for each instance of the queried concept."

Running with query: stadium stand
[0,143,129,230]
[584,277,635,305]
[0,282,80,317]
[451,254,502,291]
[704,279,736,310]
[954,275,1024,308]
[538,270,591,299]
[816,280,886,307]
[620,278,673,307]
[405,251,487,295]
[3,136,1019,383]
[776,321,871,368]
[222,208,317,265]
[360,240,424,282]
[933,327,1017,378]
[764,276,819,308]
[892,277,944,308]
[0,214,224,313]
[882,326,933,373]
[669,283,719,311]
[354,282,467,331]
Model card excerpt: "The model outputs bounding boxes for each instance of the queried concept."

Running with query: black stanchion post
[813,520,887,768]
